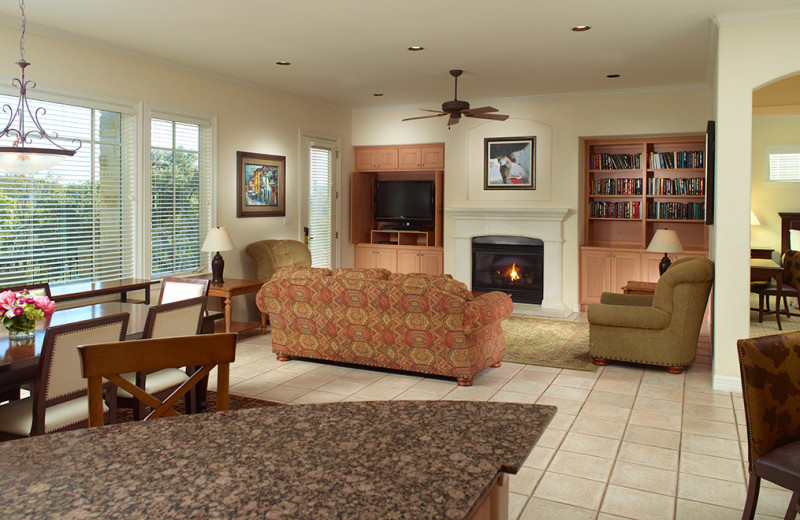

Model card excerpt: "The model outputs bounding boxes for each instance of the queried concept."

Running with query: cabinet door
[374,248,397,271]
[610,251,641,294]
[354,245,376,268]
[418,249,443,275]
[398,147,421,170]
[397,248,420,273]
[376,148,399,170]
[355,148,378,170]
[420,145,444,169]
[580,249,611,304]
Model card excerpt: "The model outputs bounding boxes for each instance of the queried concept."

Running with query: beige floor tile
[350,384,406,400]
[680,452,746,483]
[250,369,301,385]
[755,486,795,517]
[600,365,644,381]
[552,373,597,389]
[559,431,621,458]
[281,373,340,390]
[633,395,684,415]
[593,378,640,395]
[314,379,368,396]
[523,446,556,470]
[541,384,590,402]
[487,362,525,379]
[489,390,539,404]
[443,385,498,401]
[229,364,271,379]
[336,369,386,385]
[510,369,558,385]
[684,390,734,408]
[578,401,631,423]
[229,379,278,397]
[509,467,543,495]
[681,432,742,460]
[272,360,321,374]
[501,379,549,396]
[519,497,596,520]
[609,460,678,496]
[623,424,681,450]
[409,379,456,396]
[508,492,530,520]
[570,416,626,440]
[545,412,576,431]
[600,484,675,520]
[532,472,606,510]
[521,364,562,375]
[307,365,354,377]
[472,373,511,388]
[587,390,635,408]
[675,499,743,519]
[535,396,583,415]
[548,450,613,482]
[372,373,423,390]
[641,370,685,389]
[290,390,345,404]
[628,408,682,431]
[596,514,630,520]
[535,426,569,449]
[684,402,736,423]
[682,415,740,440]
[617,441,679,471]
[677,473,747,509]
[257,384,312,403]
[394,389,444,401]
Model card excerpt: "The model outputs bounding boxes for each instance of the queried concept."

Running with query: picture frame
[484,136,536,190]
[704,120,715,225]
[236,151,286,218]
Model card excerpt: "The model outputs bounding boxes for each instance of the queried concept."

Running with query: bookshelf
[580,135,708,305]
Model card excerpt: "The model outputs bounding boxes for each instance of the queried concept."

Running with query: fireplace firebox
[471,236,544,304]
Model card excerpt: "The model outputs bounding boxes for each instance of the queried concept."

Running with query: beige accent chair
[0,314,129,439]
[588,257,714,374]
[159,277,209,304]
[245,239,312,282]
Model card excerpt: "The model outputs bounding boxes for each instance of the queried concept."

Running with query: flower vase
[7,326,35,340]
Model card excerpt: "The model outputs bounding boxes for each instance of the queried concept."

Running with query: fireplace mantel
[446,207,570,316]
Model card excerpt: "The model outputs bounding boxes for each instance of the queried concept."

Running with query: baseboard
[513,301,573,319]
[712,374,742,394]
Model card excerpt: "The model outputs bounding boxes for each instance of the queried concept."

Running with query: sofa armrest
[588,303,671,330]
[465,291,513,334]
[600,292,654,307]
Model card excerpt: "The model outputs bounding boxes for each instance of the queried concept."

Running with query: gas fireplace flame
[507,263,520,281]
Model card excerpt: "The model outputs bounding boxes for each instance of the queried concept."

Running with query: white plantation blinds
[0,97,134,285]
[767,145,800,182]
[150,118,211,277]
[309,144,334,268]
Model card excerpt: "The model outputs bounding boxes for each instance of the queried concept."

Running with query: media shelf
[370,229,434,247]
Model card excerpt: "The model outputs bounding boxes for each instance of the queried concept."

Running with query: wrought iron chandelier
[0,0,81,173]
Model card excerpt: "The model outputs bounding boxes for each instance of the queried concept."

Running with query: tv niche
[374,180,434,231]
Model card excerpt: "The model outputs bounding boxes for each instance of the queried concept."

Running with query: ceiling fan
[402,70,509,127]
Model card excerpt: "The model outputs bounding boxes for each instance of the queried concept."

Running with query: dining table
[0,400,556,520]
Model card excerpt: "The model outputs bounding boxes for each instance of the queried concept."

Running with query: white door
[302,135,339,268]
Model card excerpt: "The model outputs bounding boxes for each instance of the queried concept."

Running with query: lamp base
[659,253,672,276]
[211,252,225,284]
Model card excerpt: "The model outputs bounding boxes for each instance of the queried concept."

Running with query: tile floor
[212,314,790,520]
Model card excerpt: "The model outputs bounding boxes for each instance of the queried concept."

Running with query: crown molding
[753,104,800,118]
[713,6,800,27]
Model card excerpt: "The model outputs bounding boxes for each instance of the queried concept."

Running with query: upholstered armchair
[245,239,312,282]
[587,257,714,373]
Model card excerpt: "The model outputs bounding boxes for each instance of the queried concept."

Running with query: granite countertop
[0,400,556,519]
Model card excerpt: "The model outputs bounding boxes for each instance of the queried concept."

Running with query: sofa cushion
[388,274,471,299]
[331,268,391,280]
[272,267,332,281]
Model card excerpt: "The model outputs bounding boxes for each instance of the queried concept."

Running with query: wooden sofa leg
[276,354,291,362]
[591,357,607,366]
[490,362,502,368]
[666,366,684,374]
[457,377,473,387]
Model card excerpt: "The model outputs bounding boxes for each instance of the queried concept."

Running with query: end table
[206,278,267,334]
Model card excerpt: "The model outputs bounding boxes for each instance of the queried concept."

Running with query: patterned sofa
[255,267,513,386]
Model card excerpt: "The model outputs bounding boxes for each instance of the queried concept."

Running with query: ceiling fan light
[407,46,424,51]
[572,25,591,32]
[0,146,74,173]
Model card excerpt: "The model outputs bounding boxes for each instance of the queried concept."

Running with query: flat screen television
[374,180,434,230]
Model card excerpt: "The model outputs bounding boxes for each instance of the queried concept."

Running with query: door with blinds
[302,136,339,268]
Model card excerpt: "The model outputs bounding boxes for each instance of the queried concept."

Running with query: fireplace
[471,236,544,304]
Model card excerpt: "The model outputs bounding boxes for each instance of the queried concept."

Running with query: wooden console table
[50,278,159,304]
[622,281,657,295]
[205,277,267,334]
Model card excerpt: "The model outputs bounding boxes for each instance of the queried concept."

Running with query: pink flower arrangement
[0,289,55,334]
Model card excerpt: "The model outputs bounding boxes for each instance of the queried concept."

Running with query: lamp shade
[750,211,761,226]
[647,229,684,254]
[201,227,235,252]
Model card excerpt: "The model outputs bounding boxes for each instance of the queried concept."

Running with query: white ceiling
[0,0,796,111]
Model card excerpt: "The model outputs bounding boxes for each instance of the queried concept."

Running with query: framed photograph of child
[236,151,286,217]
[484,137,536,190]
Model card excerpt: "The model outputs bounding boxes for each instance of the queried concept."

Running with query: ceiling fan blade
[402,113,448,121]
[420,109,446,113]
[466,113,509,121]
[465,106,499,115]
[448,114,461,126]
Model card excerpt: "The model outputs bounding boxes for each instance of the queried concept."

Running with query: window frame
[765,144,800,183]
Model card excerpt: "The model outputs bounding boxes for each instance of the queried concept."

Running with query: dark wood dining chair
[0,313,129,440]
[0,282,52,298]
[79,333,237,426]
[751,250,800,327]
[738,332,800,519]
[116,296,207,420]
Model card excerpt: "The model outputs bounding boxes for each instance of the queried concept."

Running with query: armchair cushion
[245,239,312,282]
[588,303,670,330]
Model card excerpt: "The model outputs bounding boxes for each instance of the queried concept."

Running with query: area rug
[501,316,596,372]
[117,391,281,423]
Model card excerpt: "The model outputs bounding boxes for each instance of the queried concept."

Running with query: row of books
[590,178,643,195]
[590,153,641,170]
[647,177,705,196]
[648,151,704,169]
[647,202,705,221]
[589,201,641,219]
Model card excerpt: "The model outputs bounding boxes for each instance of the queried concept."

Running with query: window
[149,117,212,278]
[766,145,800,182]
[0,96,134,285]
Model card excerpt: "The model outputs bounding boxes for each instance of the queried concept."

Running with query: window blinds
[309,144,334,269]
[768,147,800,182]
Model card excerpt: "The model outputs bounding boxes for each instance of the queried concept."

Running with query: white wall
[352,90,711,308]
[713,15,800,390]
[0,26,353,319]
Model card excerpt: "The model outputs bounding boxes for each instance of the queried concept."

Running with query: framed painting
[484,136,536,190]
[236,151,286,217]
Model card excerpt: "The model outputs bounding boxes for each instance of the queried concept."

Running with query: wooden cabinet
[580,248,640,304]
[355,147,399,170]
[355,144,443,171]
[354,244,398,271]
[355,244,442,275]
[398,145,445,170]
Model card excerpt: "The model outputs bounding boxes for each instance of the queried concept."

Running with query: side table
[206,278,267,334]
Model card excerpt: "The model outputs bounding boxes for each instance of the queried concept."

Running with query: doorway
[301,134,340,268]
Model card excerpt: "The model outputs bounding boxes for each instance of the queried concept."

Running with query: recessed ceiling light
[606,74,621,78]
[408,46,424,51]
[373,93,383,97]
[572,25,591,32]
[275,61,291,66]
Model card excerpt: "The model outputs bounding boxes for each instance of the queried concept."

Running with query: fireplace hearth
[471,236,543,304]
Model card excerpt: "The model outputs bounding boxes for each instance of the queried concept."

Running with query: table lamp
[647,229,684,275]
[201,227,235,283]
[751,211,761,226]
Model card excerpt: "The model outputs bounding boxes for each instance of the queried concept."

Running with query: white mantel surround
[446,207,571,317]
